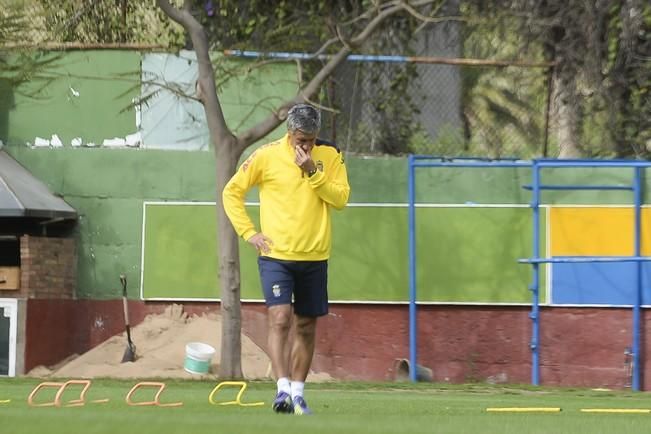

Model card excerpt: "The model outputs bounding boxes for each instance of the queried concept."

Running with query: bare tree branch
[237,0,441,147]
[350,2,405,46]
[335,25,354,51]
[313,36,341,57]
[294,59,303,87]
[156,0,234,146]
[400,0,465,25]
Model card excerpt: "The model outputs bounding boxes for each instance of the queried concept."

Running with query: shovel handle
[120,274,130,327]
[120,274,127,297]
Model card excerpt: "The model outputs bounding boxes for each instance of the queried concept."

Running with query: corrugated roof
[0,150,77,220]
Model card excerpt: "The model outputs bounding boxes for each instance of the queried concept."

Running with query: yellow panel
[550,207,651,256]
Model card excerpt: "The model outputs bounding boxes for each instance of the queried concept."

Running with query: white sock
[290,381,305,400]
[277,377,290,394]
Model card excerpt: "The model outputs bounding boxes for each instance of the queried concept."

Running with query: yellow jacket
[222,134,350,261]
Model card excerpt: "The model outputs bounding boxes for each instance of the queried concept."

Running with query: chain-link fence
[313,58,552,159]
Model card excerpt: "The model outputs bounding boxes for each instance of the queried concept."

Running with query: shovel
[120,274,137,363]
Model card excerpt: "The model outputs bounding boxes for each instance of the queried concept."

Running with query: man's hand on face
[295,145,316,173]
[290,130,317,174]
[247,232,273,254]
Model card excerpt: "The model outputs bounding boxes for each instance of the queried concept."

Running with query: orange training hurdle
[125,382,183,407]
[28,380,109,407]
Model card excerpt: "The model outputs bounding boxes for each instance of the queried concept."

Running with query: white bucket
[184,342,216,375]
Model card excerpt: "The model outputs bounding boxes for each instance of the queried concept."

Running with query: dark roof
[0,150,77,220]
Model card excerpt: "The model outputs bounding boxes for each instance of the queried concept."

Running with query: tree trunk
[552,59,582,158]
[156,0,245,379]
[215,143,243,378]
[609,0,643,157]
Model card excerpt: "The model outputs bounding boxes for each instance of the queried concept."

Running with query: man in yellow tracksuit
[222,103,350,415]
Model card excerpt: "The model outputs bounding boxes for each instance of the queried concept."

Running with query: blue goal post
[407,156,651,390]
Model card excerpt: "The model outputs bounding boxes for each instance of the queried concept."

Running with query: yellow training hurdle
[208,381,264,407]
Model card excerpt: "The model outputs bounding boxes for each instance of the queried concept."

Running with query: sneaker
[272,391,293,413]
[292,396,312,415]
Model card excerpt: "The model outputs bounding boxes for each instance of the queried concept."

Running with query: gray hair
[287,104,321,134]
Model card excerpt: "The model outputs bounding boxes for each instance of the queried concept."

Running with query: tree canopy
[3,0,650,158]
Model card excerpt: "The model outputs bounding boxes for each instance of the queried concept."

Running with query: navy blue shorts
[257,256,329,317]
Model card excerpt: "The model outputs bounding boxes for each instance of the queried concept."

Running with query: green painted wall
[143,203,543,303]
[349,162,651,204]
[6,147,215,298]
[6,145,651,301]
[0,50,299,298]
[4,50,651,302]
[5,146,422,299]
[6,51,140,145]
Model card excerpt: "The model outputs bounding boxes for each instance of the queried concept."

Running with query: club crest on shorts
[272,284,281,297]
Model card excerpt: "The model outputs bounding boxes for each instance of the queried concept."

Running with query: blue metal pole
[224,49,411,63]
[519,256,651,264]
[536,160,651,168]
[412,162,531,168]
[407,155,418,382]
[633,167,643,391]
[522,185,633,191]
[530,162,541,386]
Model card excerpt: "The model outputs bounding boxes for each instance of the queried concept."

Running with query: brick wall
[19,235,76,299]
[19,299,651,389]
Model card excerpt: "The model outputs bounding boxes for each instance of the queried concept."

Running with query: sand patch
[27,305,331,382]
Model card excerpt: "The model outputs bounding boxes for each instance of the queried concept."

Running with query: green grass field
[2,379,651,433]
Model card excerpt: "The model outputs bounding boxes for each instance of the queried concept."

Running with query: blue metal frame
[407,156,650,389]
[529,159,650,391]
[633,167,643,390]
[530,163,541,385]
[408,155,418,381]
[407,157,529,382]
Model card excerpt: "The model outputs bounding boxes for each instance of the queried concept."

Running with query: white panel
[141,51,210,150]
[0,298,17,377]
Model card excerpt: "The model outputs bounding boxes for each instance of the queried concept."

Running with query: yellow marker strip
[209,381,264,407]
[0,399,10,404]
[486,407,562,413]
[581,408,651,414]
[90,399,110,404]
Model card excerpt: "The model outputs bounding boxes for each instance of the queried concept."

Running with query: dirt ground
[27,304,331,382]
